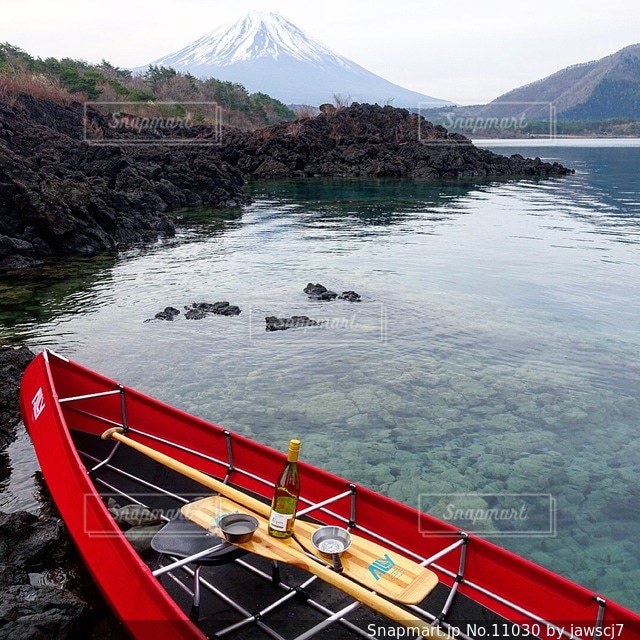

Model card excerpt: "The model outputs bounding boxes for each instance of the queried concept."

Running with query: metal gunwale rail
[58,390,122,403]
[65,388,606,640]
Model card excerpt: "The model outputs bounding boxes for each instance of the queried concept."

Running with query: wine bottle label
[269,511,293,531]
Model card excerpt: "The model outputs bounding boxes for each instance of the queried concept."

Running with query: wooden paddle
[183,495,438,605]
[101,428,449,638]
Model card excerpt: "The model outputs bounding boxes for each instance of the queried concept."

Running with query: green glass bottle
[268,439,301,538]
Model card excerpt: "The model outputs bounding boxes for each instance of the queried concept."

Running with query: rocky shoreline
[0,93,248,272]
[0,347,123,638]
[1,93,573,272]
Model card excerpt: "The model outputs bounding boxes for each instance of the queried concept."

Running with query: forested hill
[0,43,295,129]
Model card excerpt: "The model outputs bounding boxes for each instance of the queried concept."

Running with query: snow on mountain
[158,11,350,68]
[135,11,451,107]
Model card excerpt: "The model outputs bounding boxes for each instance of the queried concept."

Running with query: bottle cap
[287,439,301,461]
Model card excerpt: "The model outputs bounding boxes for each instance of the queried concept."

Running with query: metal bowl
[218,514,259,543]
[311,526,352,555]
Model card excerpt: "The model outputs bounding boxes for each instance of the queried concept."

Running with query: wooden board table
[182,495,438,606]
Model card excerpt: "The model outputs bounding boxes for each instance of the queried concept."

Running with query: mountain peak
[157,10,350,69]
[138,11,451,107]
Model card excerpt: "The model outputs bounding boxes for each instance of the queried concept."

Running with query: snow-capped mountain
[136,11,450,107]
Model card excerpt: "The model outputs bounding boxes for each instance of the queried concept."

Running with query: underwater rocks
[304,283,361,302]
[265,316,322,332]
[150,302,241,321]
[339,291,361,302]
[185,301,241,318]
[304,283,337,300]
[154,307,181,321]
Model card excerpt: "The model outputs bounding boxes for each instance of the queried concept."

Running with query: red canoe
[19,350,640,640]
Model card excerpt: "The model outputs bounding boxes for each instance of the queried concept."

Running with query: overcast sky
[2,0,639,104]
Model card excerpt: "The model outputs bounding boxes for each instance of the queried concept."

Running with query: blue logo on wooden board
[368,554,396,581]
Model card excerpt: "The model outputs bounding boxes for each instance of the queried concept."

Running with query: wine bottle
[268,439,301,538]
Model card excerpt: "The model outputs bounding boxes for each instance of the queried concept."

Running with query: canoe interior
[72,429,509,640]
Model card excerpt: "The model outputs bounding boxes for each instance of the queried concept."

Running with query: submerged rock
[304,283,337,300]
[265,316,322,331]
[339,291,361,302]
[185,307,207,320]
[154,307,180,321]
[185,301,241,319]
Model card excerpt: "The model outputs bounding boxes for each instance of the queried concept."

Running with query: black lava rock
[220,103,574,181]
[0,346,35,447]
[184,307,207,320]
[184,301,241,319]
[213,302,241,316]
[154,307,180,321]
[304,283,337,300]
[0,584,91,639]
[0,95,574,271]
[0,93,248,272]
[0,511,69,569]
[0,564,29,589]
[304,283,327,295]
[339,291,361,302]
[0,507,125,638]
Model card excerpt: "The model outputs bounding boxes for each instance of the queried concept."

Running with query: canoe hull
[19,350,640,640]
